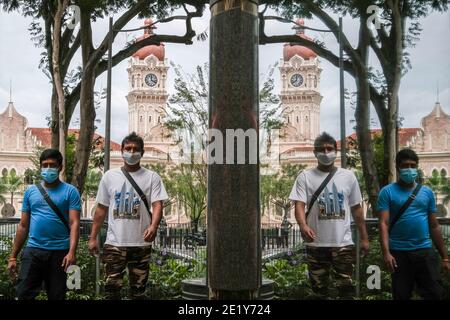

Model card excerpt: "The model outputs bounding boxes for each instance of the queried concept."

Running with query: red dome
[283,19,317,61]
[133,18,165,61]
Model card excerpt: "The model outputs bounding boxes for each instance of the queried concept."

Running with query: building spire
[9,78,12,103]
[436,81,440,103]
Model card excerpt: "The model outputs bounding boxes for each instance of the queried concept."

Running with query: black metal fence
[1,217,449,300]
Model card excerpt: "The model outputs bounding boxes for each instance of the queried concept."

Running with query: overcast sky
[0,5,449,144]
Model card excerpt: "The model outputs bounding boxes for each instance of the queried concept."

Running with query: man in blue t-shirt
[7,149,81,300]
[377,148,449,300]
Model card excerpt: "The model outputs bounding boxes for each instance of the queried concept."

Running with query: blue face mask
[399,168,418,184]
[41,168,59,183]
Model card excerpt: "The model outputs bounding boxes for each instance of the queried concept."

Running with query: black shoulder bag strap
[388,184,422,234]
[121,167,152,221]
[35,183,70,234]
[305,167,338,219]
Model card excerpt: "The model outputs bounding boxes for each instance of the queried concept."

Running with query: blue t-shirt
[22,182,81,250]
[377,183,436,251]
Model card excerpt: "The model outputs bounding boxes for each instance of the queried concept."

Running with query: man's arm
[7,212,30,279]
[62,209,80,271]
[88,204,108,255]
[294,201,315,242]
[379,210,397,273]
[10,212,30,260]
[351,204,369,256]
[143,201,163,242]
[428,214,449,273]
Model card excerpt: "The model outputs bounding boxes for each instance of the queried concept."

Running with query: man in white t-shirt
[289,132,369,299]
[88,132,168,300]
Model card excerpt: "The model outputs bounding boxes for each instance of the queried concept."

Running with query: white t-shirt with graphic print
[289,167,362,247]
[96,167,169,247]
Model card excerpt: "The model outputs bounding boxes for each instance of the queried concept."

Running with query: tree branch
[62,31,81,76]
[260,33,355,76]
[87,0,151,69]
[95,4,204,75]
[301,0,365,68]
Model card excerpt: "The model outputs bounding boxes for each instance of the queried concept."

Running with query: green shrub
[147,248,202,299]
[0,236,16,300]
[263,248,315,299]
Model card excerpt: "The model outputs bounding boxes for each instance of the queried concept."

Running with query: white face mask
[316,151,337,166]
[123,151,142,165]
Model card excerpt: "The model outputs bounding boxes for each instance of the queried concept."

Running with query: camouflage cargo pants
[102,244,152,300]
[305,245,355,299]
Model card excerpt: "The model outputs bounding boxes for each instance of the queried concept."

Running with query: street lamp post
[104,16,113,173]
[95,16,113,298]
[338,17,347,169]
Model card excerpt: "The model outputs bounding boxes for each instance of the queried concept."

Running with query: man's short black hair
[121,132,144,153]
[40,149,63,167]
[314,132,337,151]
[396,148,419,167]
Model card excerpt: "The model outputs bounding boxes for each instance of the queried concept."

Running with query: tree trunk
[71,9,96,194]
[84,194,88,219]
[52,0,69,181]
[354,17,380,213]
[386,89,400,184]
[382,116,395,186]
[355,71,380,213]
[72,70,96,194]
[51,86,60,149]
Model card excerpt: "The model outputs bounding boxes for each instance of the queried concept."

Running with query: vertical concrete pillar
[208,0,261,299]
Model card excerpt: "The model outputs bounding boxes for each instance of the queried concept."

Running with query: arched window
[149,116,152,123]
[10,168,16,177]
[140,116,143,122]
[1,168,7,178]
[296,116,299,123]
[440,168,447,178]
[432,169,439,177]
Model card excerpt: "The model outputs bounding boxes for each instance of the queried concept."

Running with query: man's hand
[88,238,99,256]
[360,239,369,257]
[383,252,397,273]
[143,225,158,243]
[61,252,76,272]
[7,258,18,282]
[300,224,316,243]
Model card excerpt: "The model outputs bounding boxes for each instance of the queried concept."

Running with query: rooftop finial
[9,78,12,103]
[437,80,440,103]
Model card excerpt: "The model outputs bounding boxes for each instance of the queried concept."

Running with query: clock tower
[279,19,322,154]
[127,19,172,154]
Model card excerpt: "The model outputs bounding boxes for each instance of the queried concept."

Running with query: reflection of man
[378,148,449,300]
[7,149,81,300]
[89,132,168,300]
[280,216,292,247]
[289,132,369,299]
[159,218,168,247]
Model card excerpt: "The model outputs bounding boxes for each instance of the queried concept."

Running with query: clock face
[145,73,158,87]
[290,74,304,87]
